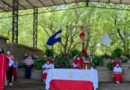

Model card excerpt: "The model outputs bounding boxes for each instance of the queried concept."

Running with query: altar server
[42,57,54,81]
[113,64,123,84]
[72,55,84,69]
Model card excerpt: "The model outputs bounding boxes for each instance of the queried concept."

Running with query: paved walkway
[5,79,130,90]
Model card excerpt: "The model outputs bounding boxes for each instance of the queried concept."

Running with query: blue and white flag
[47,29,62,46]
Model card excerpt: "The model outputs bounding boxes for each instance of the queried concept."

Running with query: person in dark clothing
[24,55,34,79]
[6,50,14,86]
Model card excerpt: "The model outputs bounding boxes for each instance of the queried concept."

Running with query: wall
[0,35,44,64]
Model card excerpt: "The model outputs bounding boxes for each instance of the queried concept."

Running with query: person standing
[0,47,9,90]
[113,64,123,84]
[6,50,14,86]
[24,55,34,79]
[42,57,54,81]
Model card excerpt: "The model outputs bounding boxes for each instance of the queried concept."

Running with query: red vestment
[0,54,8,90]
[80,32,85,41]
[81,49,89,58]
[113,73,123,82]
[73,57,84,69]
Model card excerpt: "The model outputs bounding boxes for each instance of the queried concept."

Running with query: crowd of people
[0,47,35,90]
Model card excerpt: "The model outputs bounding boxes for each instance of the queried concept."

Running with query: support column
[12,0,19,44]
[33,8,38,48]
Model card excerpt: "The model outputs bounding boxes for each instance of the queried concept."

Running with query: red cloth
[73,57,84,69]
[114,73,123,82]
[80,32,85,39]
[50,80,93,90]
[81,49,89,58]
[42,73,47,80]
[0,54,8,90]
[12,67,17,81]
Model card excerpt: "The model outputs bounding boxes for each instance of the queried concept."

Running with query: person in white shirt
[113,64,123,84]
[42,57,54,81]
[24,55,34,79]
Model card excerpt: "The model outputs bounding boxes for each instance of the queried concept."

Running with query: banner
[101,33,111,45]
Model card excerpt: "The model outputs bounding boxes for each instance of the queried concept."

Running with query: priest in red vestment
[72,55,84,69]
[0,48,8,90]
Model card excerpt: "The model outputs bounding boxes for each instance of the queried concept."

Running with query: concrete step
[5,79,43,90]
[5,79,130,90]
[17,68,130,82]
[99,82,130,90]
[127,60,130,64]
[121,63,130,70]
[97,66,130,82]
[122,64,130,67]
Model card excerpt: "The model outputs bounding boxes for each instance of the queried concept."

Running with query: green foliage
[91,55,104,66]
[106,61,112,70]
[70,49,80,58]
[0,3,130,55]
[33,58,46,70]
[112,48,123,58]
[45,49,54,57]
[54,55,72,68]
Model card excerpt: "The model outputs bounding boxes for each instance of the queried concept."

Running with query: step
[5,80,130,90]
[5,79,43,90]
[99,82,130,90]
[17,68,130,82]
[127,60,130,64]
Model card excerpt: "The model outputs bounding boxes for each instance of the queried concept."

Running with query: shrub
[112,48,123,58]
[106,61,112,70]
[54,54,72,68]
[33,58,46,70]
[70,49,80,58]
[91,55,104,66]
[45,49,54,57]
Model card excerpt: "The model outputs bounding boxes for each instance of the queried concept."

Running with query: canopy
[0,0,130,12]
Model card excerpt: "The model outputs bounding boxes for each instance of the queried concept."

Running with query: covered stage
[0,0,130,12]
[0,0,130,48]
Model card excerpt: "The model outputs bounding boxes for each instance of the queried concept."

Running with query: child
[113,64,123,84]
[42,57,54,81]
